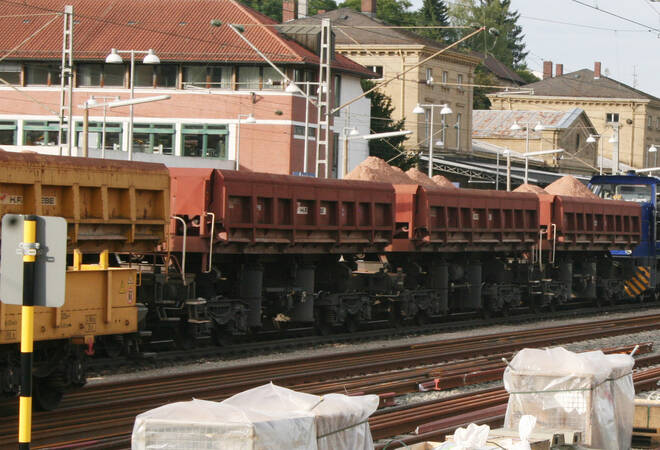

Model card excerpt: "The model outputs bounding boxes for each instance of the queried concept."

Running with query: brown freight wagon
[169,168,395,255]
[389,185,540,253]
[0,151,170,408]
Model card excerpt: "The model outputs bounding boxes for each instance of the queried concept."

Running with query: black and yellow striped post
[19,215,37,450]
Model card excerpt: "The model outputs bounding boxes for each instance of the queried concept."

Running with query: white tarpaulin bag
[503,347,634,450]
[132,383,379,450]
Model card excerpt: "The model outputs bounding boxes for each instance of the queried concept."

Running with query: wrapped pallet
[131,383,379,450]
[503,347,634,450]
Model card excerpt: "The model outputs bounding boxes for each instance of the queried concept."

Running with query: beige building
[472,108,598,176]
[288,3,480,156]
[488,62,660,170]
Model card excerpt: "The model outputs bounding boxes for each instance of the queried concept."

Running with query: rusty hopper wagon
[0,151,169,409]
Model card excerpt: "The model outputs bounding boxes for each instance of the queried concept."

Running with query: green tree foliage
[340,0,415,26]
[472,66,498,110]
[515,68,540,84]
[240,0,283,21]
[361,80,415,169]
[239,0,338,21]
[414,0,455,44]
[450,0,528,69]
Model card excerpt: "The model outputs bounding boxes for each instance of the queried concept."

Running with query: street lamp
[235,113,256,170]
[105,48,161,161]
[413,103,453,177]
[341,127,360,177]
[648,144,658,170]
[586,134,603,175]
[510,120,545,184]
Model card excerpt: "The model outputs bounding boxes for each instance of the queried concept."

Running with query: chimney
[543,61,553,80]
[361,0,376,17]
[317,9,325,14]
[594,61,601,79]
[298,0,308,19]
[556,64,563,77]
[282,0,297,22]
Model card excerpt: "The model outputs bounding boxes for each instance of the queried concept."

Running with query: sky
[408,0,660,98]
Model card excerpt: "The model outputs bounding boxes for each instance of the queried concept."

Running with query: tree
[340,0,415,26]
[309,0,339,15]
[472,66,498,110]
[240,0,283,21]
[414,0,455,44]
[361,80,415,169]
[450,0,528,69]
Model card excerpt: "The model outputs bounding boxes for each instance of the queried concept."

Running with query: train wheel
[415,310,430,326]
[175,329,194,350]
[500,304,510,318]
[316,322,333,336]
[99,336,123,358]
[212,328,233,347]
[344,315,360,333]
[34,378,63,411]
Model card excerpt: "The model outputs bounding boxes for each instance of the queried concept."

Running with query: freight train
[0,152,653,409]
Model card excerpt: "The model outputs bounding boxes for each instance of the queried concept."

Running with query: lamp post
[235,113,256,170]
[342,127,360,178]
[649,144,658,171]
[504,149,511,192]
[80,96,120,158]
[608,124,620,175]
[105,48,160,161]
[586,134,600,174]
[510,120,545,184]
[413,103,452,177]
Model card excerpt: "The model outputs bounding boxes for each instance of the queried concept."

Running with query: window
[656,118,660,130]
[457,74,463,90]
[442,71,448,84]
[237,66,260,90]
[134,65,155,87]
[368,65,383,78]
[333,74,341,116]
[25,64,61,86]
[78,63,125,87]
[131,123,175,154]
[648,116,653,129]
[606,113,619,123]
[426,68,433,84]
[0,120,17,144]
[74,121,122,151]
[0,63,21,84]
[23,120,63,145]
[293,125,315,140]
[575,133,580,149]
[155,65,177,88]
[181,124,228,158]
[263,66,284,90]
[293,69,315,83]
[78,64,102,86]
[182,65,232,89]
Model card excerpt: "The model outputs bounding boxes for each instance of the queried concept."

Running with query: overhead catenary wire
[571,0,660,33]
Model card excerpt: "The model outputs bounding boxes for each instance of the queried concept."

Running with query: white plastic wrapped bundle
[503,347,634,450]
[131,383,379,450]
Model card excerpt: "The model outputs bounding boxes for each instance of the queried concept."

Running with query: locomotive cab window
[591,183,652,203]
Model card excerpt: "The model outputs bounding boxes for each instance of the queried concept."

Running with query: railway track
[0,313,659,448]
[88,301,660,376]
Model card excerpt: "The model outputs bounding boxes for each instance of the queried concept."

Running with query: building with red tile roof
[0,0,375,176]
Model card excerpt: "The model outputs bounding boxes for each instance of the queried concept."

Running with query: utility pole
[315,18,332,178]
[58,5,74,156]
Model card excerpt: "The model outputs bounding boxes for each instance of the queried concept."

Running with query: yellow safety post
[19,215,37,450]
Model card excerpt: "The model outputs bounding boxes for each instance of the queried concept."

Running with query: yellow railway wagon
[0,151,170,409]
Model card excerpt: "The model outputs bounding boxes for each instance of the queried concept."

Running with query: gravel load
[513,183,547,194]
[405,168,440,189]
[545,175,598,199]
[345,156,414,184]
[432,174,457,189]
